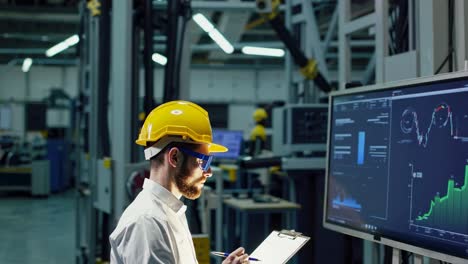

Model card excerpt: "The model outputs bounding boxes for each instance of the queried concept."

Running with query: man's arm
[111,215,176,264]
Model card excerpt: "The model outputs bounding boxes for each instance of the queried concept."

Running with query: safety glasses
[178,147,213,172]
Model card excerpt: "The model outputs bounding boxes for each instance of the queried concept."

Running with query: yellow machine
[249,108,268,156]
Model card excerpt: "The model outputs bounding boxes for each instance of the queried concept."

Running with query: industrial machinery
[272,104,328,157]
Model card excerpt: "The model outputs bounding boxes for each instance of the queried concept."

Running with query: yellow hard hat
[136,100,228,155]
[253,108,268,122]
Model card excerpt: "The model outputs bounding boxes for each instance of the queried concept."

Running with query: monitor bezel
[323,71,468,263]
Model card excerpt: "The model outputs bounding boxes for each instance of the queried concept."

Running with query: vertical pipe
[98,0,110,157]
[375,0,389,83]
[98,0,111,259]
[163,0,180,102]
[131,16,141,162]
[75,2,86,262]
[285,0,294,103]
[88,11,99,263]
[447,0,454,72]
[111,0,133,222]
[338,0,351,90]
[143,0,155,113]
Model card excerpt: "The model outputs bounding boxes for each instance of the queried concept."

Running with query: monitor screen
[272,104,328,156]
[324,72,468,262]
[212,129,244,159]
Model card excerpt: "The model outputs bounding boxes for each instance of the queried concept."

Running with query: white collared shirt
[109,178,198,264]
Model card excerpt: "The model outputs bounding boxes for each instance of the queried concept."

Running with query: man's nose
[204,167,213,177]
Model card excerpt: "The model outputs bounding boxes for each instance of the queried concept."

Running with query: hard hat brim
[208,142,228,153]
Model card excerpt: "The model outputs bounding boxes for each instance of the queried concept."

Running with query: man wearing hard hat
[110,101,250,264]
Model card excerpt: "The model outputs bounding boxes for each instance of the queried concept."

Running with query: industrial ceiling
[0,0,374,72]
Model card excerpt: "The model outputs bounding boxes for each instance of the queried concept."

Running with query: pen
[210,251,260,261]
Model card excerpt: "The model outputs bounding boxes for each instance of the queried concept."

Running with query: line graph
[400,103,455,147]
[409,164,468,236]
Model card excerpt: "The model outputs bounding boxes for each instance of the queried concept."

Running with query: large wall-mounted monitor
[324,72,468,263]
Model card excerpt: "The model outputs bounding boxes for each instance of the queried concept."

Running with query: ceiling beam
[153,0,257,11]
[0,9,78,23]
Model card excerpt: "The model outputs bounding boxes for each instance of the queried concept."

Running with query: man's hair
[149,141,198,166]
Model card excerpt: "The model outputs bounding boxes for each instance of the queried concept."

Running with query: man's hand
[221,247,250,264]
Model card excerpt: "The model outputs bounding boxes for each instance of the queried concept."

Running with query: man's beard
[175,158,203,199]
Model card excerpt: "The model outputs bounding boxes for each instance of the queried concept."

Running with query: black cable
[163,0,180,101]
[402,252,412,264]
[173,5,190,96]
[130,12,141,163]
[396,0,408,53]
[96,0,111,157]
[435,48,454,75]
[447,0,454,72]
[388,5,396,55]
[143,0,155,113]
[435,0,454,74]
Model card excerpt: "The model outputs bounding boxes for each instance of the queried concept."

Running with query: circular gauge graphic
[401,108,416,134]
[433,103,451,128]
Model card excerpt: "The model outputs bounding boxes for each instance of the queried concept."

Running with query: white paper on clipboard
[250,230,310,264]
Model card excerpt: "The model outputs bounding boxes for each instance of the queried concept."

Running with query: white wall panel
[190,69,258,102]
[0,66,26,99]
[257,70,285,101]
[191,69,233,101]
[29,66,62,100]
[230,70,255,101]
[228,104,256,139]
[154,69,164,101]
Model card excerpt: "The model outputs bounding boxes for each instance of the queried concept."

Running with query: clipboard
[249,230,310,263]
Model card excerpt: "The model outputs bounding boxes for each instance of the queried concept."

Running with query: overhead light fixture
[192,13,234,54]
[208,29,234,54]
[192,13,214,33]
[241,46,285,57]
[22,58,33,72]
[152,53,167,65]
[46,34,79,57]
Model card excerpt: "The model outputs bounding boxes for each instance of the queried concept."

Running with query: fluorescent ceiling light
[192,13,234,54]
[22,58,33,72]
[208,29,234,54]
[65,35,79,46]
[241,46,285,57]
[46,34,80,57]
[152,53,167,65]
[192,13,214,33]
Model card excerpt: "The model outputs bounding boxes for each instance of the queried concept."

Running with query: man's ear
[167,147,180,168]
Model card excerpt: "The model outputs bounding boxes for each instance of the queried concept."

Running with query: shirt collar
[143,178,187,215]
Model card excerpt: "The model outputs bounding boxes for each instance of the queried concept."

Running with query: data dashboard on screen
[324,72,468,262]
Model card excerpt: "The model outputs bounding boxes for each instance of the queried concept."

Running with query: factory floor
[0,190,75,263]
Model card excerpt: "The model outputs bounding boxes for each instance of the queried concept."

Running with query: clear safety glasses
[178,147,213,172]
